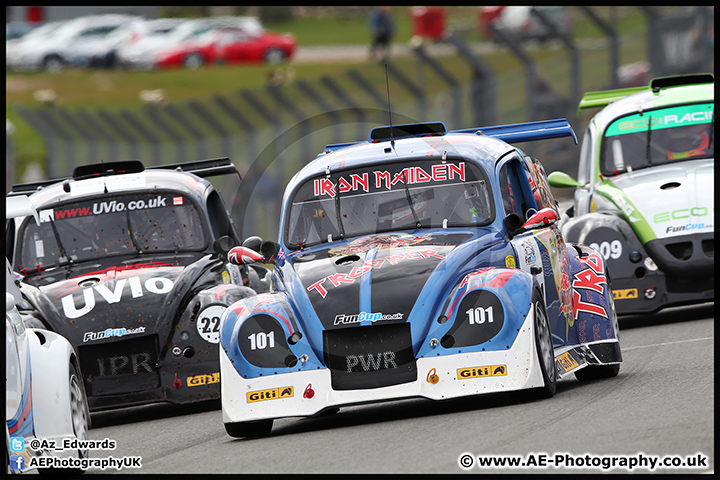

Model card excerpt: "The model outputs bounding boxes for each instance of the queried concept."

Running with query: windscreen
[600,102,714,176]
[286,159,493,249]
[16,192,206,273]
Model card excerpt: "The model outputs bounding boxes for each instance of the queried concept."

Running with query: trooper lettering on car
[61,276,174,319]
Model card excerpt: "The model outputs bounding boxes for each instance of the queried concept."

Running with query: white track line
[623,336,713,351]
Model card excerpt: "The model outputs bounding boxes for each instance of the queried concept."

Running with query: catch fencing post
[320,75,366,140]
[579,6,619,89]
[412,44,461,129]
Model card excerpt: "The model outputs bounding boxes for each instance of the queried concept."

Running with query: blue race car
[219,119,622,438]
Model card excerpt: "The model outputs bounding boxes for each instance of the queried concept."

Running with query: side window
[525,156,558,211]
[206,190,233,241]
[498,156,538,219]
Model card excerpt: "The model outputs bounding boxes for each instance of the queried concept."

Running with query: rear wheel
[529,294,556,399]
[225,419,273,438]
[183,52,204,69]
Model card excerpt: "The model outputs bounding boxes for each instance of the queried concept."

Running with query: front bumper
[222,308,544,424]
[610,271,714,316]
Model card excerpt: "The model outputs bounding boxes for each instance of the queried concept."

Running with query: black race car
[5,158,269,411]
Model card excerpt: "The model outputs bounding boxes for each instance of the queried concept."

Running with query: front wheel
[264,48,286,65]
[38,363,89,476]
[529,294,557,399]
[225,419,273,438]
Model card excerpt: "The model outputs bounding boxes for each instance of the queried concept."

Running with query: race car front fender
[26,328,87,455]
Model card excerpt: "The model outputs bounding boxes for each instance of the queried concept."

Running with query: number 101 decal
[248,331,275,350]
[467,306,494,324]
[196,305,226,343]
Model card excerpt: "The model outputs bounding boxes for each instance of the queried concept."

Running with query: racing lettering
[572,268,607,294]
[315,164,466,197]
[61,276,174,319]
[54,206,92,219]
[572,290,608,319]
[306,250,444,297]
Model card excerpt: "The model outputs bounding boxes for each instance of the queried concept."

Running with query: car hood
[282,229,505,333]
[24,254,209,346]
[607,158,714,240]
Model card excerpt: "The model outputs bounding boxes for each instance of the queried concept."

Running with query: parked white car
[5,196,90,475]
[6,14,140,72]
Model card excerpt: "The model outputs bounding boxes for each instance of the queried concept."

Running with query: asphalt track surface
[83,302,714,475]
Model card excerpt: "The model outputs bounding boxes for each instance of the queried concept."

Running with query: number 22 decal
[196,305,227,344]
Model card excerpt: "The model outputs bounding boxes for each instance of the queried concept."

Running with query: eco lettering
[654,207,709,223]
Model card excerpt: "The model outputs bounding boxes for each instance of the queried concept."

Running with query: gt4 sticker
[196,305,225,343]
[457,365,507,379]
[613,288,638,300]
[246,386,294,403]
[187,372,220,387]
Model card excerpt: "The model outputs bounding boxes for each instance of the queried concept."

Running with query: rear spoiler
[148,157,242,180]
[577,73,714,116]
[319,118,577,155]
[451,118,577,145]
[577,87,647,116]
[9,158,241,196]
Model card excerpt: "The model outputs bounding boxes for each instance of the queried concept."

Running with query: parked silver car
[6,14,140,72]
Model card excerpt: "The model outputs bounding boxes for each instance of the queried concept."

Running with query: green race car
[548,73,714,315]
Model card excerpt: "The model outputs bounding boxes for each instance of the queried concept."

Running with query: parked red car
[156,26,296,69]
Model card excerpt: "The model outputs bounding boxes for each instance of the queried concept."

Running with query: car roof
[287,118,577,190]
[14,166,213,209]
[582,74,714,134]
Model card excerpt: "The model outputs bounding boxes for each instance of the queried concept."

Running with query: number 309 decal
[589,240,622,260]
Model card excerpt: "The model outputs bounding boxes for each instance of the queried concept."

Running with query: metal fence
[8,6,714,241]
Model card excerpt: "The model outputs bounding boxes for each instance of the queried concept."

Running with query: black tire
[224,419,273,438]
[38,363,88,476]
[264,48,286,65]
[529,293,557,399]
[42,55,65,73]
[183,52,204,69]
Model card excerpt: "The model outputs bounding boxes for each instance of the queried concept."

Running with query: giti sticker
[247,386,294,403]
[505,255,516,268]
[457,365,507,379]
[187,372,220,387]
[613,288,638,300]
[557,352,579,372]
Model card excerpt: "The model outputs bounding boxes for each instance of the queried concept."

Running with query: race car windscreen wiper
[329,168,345,242]
[46,218,72,266]
[402,168,422,229]
[125,208,142,254]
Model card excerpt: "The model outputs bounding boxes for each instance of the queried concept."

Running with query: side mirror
[6,292,16,313]
[547,171,583,188]
[521,208,558,230]
[228,246,265,265]
[213,235,234,260]
[504,212,525,238]
[261,241,280,264]
[242,235,263,253]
